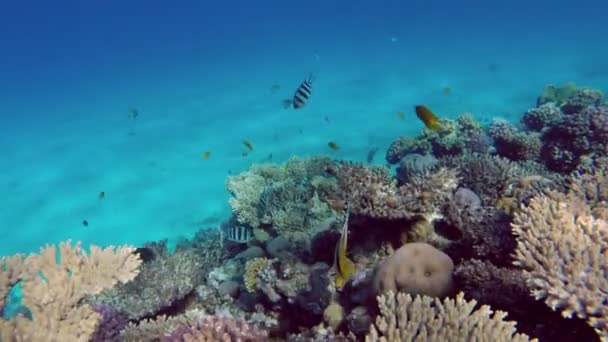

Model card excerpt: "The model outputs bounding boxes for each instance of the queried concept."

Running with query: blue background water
[1,0,607,255]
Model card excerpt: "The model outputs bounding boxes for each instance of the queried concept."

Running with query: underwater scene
[1,0,608,341]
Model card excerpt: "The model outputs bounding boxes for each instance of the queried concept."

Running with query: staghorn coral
[366,291,535,342]
[0,240,141,342]
[512,194,608,339]
[88,248,205,320]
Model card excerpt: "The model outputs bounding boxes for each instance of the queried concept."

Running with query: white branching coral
[366,291,534,342]
[512,194,608,340]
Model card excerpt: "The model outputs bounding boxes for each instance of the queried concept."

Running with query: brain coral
[373,242,454,298]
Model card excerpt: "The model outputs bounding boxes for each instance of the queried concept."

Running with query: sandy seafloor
[1,31,607,256]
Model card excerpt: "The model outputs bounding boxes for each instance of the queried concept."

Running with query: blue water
[1,0,607,255]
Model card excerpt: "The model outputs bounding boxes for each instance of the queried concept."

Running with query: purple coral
[162,315,268,341]
[489,120,541,161]
[90,304,129,342]
[522,103,562,131]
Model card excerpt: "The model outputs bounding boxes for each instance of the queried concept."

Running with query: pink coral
[163,315,268,342]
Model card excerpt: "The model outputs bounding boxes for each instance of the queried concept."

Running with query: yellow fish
[415,105,442,131]
[202,151,211,159]
[334,208,355,289]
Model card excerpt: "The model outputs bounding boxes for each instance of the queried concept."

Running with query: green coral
[226,156,337,240]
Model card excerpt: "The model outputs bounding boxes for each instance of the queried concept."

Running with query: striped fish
[225,225,252,243]
[285,74,314,109]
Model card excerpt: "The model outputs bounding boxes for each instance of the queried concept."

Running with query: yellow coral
[243,257,272,293]
[0,240,142,342]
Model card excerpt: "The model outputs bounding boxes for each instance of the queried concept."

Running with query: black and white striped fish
[225,225,252,243]
[283,74,314,109]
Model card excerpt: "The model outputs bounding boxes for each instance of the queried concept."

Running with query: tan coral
[512,194,608,340]
[373,242,454,298]
[366,291,535,342]
[0,240,142,342]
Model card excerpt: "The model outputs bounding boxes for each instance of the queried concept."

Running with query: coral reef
[385,113,489,165]
[0,240,141,341]
[373,242,454,298]
[227,156,337,242]
[489,119,542,161]
[329,161,458,220]
[512,192,608,339]
[366,291,535,341]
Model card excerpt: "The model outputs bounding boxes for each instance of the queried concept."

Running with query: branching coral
[121,309,269,341]
[366,291,535,341]
[512,194,608,339]
[330,161,458,220]
[88,248,205,320]
[0,240,141,342]
[489,119,542,161]
[227,156,337,241]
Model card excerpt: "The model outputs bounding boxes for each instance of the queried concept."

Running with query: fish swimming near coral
[243,140,254,151]
[225,225,252,244]
[283,74,314,109]
[98,191,105,200]
[367,146,379,163]
[415,105,442,131]
[328,141,340,151]
[335,208,355,289]
[396,111,406,120]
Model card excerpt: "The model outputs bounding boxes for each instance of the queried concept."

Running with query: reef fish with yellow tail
[415,105,442,131]
[334,208,355,289]
[283,74,314,109]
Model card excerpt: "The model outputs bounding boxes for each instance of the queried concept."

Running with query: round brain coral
[373,242,454,298]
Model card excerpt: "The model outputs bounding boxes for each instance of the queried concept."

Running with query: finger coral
[366,291,535,341]
[512,193,608,340]
[0,240,141,342]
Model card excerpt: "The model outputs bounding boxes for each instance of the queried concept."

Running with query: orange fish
[98,191,105,200]
[443,87,451,94]
[415,105,442,131]
[396,112,405,120]
[243,140,254,151]
[202,151,211,159]
[328,141,340,151]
